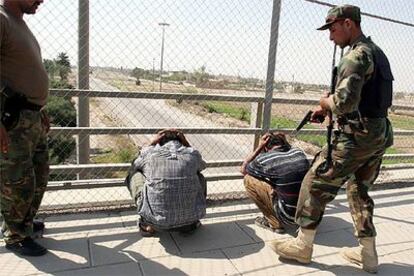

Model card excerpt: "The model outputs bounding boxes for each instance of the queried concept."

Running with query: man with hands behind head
[241,132,309,234]
[125,129,207,236]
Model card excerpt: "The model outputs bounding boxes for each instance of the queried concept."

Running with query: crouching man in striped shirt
[125,129,207,236]
[241,132,309,233]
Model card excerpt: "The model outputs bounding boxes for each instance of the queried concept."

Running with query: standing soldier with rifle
[271,5,394,274]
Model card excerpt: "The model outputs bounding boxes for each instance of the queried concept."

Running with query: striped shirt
[132,140,207,229]
[246,147,309,224]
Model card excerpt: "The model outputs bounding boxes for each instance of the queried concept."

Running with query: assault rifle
[317,45,338,174]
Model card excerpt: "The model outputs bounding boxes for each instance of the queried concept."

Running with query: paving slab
[312,229,357,268]
[53,262,142,276]
[89,231,179,266]
[321,249,414,276]
[170,221,255,254]
[371,221,414,256]
[234,218,294,243]
[0,236,90,276]
[223,243,321,275]
[139,250,240,276]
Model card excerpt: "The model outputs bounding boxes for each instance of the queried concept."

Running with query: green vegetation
[43,53,77,165]
[91,146,137,178]
[382,147,414,164]
[270,116,297,129]
[130,67,156,84]
[389,114,414,130]
[202,101,250,122]
[47,94,76,127]
[44,52,72,82]
[297,134,326,147]
[92,147,137,164]
[199,101,326,146]
[109,80,129,91]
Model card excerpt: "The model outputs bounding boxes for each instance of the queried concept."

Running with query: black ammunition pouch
[1,87,42,131]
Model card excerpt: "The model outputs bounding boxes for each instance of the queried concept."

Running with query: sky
[26,0,414,93]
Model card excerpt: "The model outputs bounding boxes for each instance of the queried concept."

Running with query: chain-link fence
[23,0,414,212]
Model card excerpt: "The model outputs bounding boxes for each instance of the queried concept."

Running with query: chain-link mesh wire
[22,0,413,212]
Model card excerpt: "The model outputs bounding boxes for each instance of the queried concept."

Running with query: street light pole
[159,22,169,92]
[152,58,155,91]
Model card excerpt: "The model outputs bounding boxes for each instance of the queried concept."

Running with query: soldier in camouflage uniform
[1,0,49,256]
[270,5,393,274]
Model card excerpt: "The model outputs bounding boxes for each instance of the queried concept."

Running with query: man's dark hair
[265,132,291,151]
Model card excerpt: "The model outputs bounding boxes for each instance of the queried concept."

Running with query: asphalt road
[89,77,253,172]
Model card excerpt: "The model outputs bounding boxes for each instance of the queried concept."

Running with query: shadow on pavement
[1,231,185,275]
[312,260,413,275]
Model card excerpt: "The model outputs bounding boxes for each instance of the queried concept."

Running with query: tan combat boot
[341,237,378,274]
[269,228,316,264]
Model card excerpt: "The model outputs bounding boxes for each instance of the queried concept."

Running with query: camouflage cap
[317,4,361,31]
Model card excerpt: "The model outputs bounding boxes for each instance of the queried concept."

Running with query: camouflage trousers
[0,110,49,244]
[295,118,393,238]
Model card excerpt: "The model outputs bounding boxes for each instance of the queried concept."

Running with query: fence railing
[48,88,414,192]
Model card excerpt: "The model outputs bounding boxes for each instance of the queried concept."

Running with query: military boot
[5,237,48,256]
[269,228,316,264]
[341,237,378,274]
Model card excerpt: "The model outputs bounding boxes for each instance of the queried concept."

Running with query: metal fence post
[262,0,282,132]
[77,0,90,174]
[250,101,264,150]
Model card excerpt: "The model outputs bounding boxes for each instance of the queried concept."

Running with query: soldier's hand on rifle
[0,124,9,153]
[310,106,327,123]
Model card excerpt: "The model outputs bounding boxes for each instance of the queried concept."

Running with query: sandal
[254,216,285,234]
[138,221,155,237]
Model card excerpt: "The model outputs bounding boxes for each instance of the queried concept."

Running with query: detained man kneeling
[125,129,207,236]
[241,132,309,233]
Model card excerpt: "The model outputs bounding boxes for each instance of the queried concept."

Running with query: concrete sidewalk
[1,186,413,276]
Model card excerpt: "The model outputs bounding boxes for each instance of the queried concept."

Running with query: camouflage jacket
[326,35,376,115]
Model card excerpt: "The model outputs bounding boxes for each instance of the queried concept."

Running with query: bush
[48,134,76,164]
[45,87,76,165]
[46,95,76,127]
[43,54,77,167]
